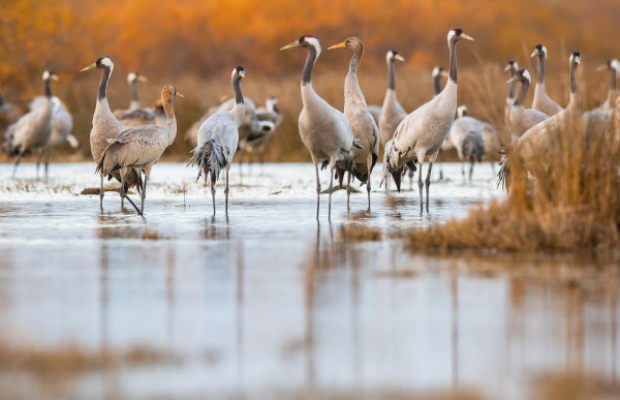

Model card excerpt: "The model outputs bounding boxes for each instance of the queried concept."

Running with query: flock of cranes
[1,28,619,220]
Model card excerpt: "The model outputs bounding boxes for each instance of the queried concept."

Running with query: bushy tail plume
[95,142,123,178]
[188,139,226,185]
[462,131,485,161]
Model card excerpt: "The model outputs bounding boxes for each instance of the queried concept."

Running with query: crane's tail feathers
[462,132,485,160]
[189,139,226,185]
[497,150,510,190]
[95,142,123,178]
[320,160,329,171]
[66,134,80,149]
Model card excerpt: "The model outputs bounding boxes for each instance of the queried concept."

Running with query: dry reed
[409,114,620,251]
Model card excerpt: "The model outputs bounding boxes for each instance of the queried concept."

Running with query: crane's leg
[238,149,243,185]
[312,156,321,221]
[418,160,425,213]
[260,151,265,166]
[346,169,352,210]
[366,154,372,211]
[461,160,465,183]
[140,165,151,216]
[469,156,474,183]
[100,173,105,211]
[408,167,414,191]
[225,165,230,216]
[438,150,444,181]
[328,158,335,222]
[425,162,434,213]
[119,167,141,214]
[44,151,51,181]
[12,151,24,179]
[210,172,216,216]
[36,151,43,180]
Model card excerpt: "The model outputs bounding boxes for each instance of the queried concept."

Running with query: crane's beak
[280,41,300,51]
[138,75,148,82]
[507,76,519,83]
[50,74,59,81]
[504,64,512,72]
[530,50,539,58]
[596,64,608,72]
[441,71,449,78]
[239,70,245,79]
[461,33,474,41]
[394,54,405,62]
[81,63,97,72]
[327,42,346,50]
[176,92,185,98]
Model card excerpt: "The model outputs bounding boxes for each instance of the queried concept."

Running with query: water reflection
[0,163,617,399]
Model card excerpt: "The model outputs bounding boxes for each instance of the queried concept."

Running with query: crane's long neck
[44,79,52,98]
[537,56,545,85]
[433,74,442,96]
[448,39,458,84]
[130,80,139,110]
[345,50,365,106]
[98,67,112,102]
[0,93,4,107]
[232,77,245,127]
[162,93,177,145]
[569,63,578,95]
[302,46,318,86]
[514,79,529,107]
[388,61,396,90]
[610,68,617,91]
[507,70,517,100]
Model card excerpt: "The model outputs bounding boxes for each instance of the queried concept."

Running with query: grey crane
[507,68,550,137]
[97,85,184,215]
[504,60,519,128]
[386,28,474,212]
[448,105,486,182]
[189,66,246,216]
[281,35,359,221]
[81,56,143,212]
[531,44,563,116]
[328,36,379,210]
[243,96,282,164]
[3,71,57,178]
[36,96,77,178]
[379,50,407,146]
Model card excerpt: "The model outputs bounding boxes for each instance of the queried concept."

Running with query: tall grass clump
[409,111,620,251]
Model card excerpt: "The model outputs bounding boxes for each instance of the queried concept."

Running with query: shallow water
[0,162,618,400]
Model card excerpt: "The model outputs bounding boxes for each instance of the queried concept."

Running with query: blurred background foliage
[1,0,619,161]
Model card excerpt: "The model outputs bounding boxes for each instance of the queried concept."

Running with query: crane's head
[386,50,405,64]
[457,105,468,118]
[531,44,547,59]
[81,56,114,72]
[161,85,185,103]
[327,36,365,56]
[128,72,147,84]
[504,60,519,73]
[232,66,245,81]
[432,66,448,79]
[507,68,531,84]
[570,52,581,65]
[448,28,474,43]
[280,35,322,57]
[42,70,59,82]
